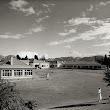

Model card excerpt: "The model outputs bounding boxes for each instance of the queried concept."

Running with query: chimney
[11,57,13,65]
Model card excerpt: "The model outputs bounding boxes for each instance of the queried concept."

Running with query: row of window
[62,65,101,69]
[2,70,32,76]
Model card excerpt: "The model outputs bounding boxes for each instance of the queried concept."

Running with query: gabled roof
[0,57,34,69]
[31,59,49,64]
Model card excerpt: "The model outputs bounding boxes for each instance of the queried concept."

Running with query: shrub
[103,69,110,86]
[0,79,37,110]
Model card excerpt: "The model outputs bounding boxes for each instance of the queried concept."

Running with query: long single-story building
[0,56,35,79]
[60,61,105,70]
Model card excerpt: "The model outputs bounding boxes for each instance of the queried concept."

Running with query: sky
[0,0,110,58]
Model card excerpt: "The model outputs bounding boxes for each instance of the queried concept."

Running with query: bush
[103,69,110,86]
[0,79,37,110]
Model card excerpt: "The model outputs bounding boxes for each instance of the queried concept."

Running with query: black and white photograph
[0,0,110,110]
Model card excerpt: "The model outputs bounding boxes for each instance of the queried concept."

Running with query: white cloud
[69,50,82,57]
[18,51,38,58]
[25,25,45,34]
[0,33,24,39]
[59,29,76,36]
[99,1,110,6]
[41,3,55,13]
[41,53,49,59]
[9,0,35,16]
[64,45,71,49]
[94,42,110,47]
[81,12,86,17]
[65,17,104,27]
[18,51,49,59]
[48,37,78,46]
[49,17,110,46]
[35,16,49,23]
[88,4,93,11]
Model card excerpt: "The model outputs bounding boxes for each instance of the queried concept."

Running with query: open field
[14,69,110,110]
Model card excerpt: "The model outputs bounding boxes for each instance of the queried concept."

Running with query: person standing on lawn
[46,73,49,80]
[98,88,102,102]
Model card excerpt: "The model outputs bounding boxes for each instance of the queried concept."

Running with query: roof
[20,60,29,64]
[32,59,49,64]
[0,57,34,69]
[63,61,102,66]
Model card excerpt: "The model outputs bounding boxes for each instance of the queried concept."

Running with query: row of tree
[16,55,46,60]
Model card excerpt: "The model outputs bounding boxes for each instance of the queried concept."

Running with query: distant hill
[47,55,104,64]
[0,55,15,62]
[0,55,4,61]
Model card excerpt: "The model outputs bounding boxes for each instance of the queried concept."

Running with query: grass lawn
[15,69,110,110]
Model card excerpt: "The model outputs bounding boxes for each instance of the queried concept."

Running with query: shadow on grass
[50,98,110,109]
[50,103,96,109]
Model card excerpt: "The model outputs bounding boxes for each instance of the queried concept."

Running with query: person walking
[98,88,102,102]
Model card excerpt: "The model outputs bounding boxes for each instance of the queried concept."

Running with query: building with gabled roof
[0,56,35,79]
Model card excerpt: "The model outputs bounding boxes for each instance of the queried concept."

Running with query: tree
[0,79,38,110]
[24,55,28,60]
[34,55,38,60]
[16,54,21,60]
[103,69,110,86]
[0,80,25,110]
[103,54,109,68]
[41,55,45,61]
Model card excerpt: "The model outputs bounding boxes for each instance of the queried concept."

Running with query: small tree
[34,55,38,60]
[16,55,21,60]
[103,54,109,68]
[103,69,110,86]
[41,55,45,61]
[25,55,28,60]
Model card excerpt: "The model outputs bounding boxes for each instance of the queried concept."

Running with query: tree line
[16,55,46,60]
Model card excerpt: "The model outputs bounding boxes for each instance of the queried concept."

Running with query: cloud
[0,33,24,39]
[49,17,110,46]
[64,45,71,49]
[88,4,93,11]
[94,42,110,47]
[81,12,86,17]
[25,25,45,34]
[64,17,104,27]
[35,16,49,23]
[98,1,110,6]
[9,0,35,16]
[18,51,49,59]
[59,29,76,36]
[18,51,38,58]
[42,3,55,13]
[41,53,49,59]
[48,37,78,46]
[69,50,82,57]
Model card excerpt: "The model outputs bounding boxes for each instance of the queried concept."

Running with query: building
[30,59,50,69]
[20,60,30,65]
[60,61,105,70]
[0,56,35,79]
[47,60,63,68]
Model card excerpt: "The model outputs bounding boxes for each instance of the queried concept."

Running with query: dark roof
[63,61,102,66]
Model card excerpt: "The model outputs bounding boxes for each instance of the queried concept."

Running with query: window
[2,70,12,76]
[14,70,23,76]
[25,70,32,76]
[42,65,46,67]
